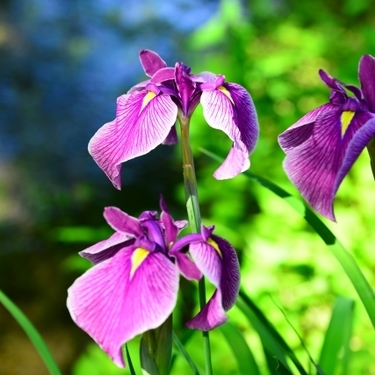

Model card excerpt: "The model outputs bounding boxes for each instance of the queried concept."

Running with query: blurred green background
[1,0,375,373]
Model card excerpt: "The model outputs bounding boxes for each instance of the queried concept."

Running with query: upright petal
[88,90,178,189]
[201,82,259,179]
[139,50,167,77]
[104,207,142,235]
[359,54,375,112]
[67,247,179,368]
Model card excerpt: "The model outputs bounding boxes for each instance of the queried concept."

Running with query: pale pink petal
[88,92,178,189]
[67,248,179,368]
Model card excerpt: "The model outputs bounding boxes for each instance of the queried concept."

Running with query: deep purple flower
[67,199,239,367]
[88,49,259,189]
[278,54,375,220]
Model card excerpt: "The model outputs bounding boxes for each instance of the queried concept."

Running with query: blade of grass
[318,297,354,375]
[0,289,62,375]
[172,332,201,375]
[219,322,260,375]
[237,291,308,375]
[125,343,137,375]
[201,148,375,328]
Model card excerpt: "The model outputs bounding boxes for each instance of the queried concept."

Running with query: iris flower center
[340,110,355,136]
[207,238,222,258]
[130,247,150,278]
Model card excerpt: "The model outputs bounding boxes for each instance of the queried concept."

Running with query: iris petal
[67,247,179,368]
[200,83,258,179]
[359,54,375,112]
[104,207,142,235]
[139,50,167,77]
[283,109,372,220]
[88,92,178,189]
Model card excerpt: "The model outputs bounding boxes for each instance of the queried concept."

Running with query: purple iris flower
[278,54,375,221]
[88,49,259,189]
[67,199,240,367]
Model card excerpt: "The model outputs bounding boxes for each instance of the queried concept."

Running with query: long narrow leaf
[125,344,137,375]
[201,148,375,328]
[318,297,354,375]
[172,332,201,375]
[219,322,260,375]
[0,289,62,375]
[237,291,308,375]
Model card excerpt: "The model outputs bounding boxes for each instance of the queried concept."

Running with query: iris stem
[178,113,213,375]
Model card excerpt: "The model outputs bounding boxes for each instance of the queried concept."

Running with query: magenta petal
[80,232,134,264]
[186,290,227,330]
[278,104,336,152]
[359,54,375,112]
[88,92,178,189]
[104,207,142,235]
[139,50,167,77]
[200,83,258,179]
[283,110,372,220]
[174,252,202,281]
[67,248,179,368]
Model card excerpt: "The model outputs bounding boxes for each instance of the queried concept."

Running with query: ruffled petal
[359,54,375,112]
[200,83,258,179]
[67,247,179,368]
[278,104,336,152]
[283,109,372,220]
[104,207,142,235]
[79,232,134,264]
[88,92,178,189]
[139,50,167,77]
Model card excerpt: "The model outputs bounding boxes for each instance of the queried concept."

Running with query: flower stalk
[178,113,213,375]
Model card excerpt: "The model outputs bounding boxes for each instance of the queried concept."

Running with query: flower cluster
[67,198,240,367]
[89,49,259,189]
[278,54,375,220]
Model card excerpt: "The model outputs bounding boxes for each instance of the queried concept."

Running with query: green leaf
[125,344,137,375]
[318,297,354,375]
[219,322,260,375]
[172,332,201,375]
[201,148,375,328]
[0,289,62,375]
[237,291,308,375]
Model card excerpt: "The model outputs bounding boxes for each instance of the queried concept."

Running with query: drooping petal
[88,91,178,189]
[283,109,372,220]
[79,232,134,264]
[104,207,142,235]
[67,247,179,368]
[139,49,167,77]
[359,54,375,112]
[186,231,239,330]
[336,116,375,190]
[162,125,178,145]
[278,104,336,152]
[200,82,258,179]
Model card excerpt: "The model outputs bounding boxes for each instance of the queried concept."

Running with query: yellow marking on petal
[130,247,150,278]
[341,111,355,137]
[207,238,222,258]
[218,86,235,105]
[141,91,157,111]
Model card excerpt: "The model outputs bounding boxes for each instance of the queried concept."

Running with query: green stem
[178,114,213,375]
[366,138,375,180]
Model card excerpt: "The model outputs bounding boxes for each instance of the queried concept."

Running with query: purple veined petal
[201,82,259,179]
[336,116,375,192]
[88,91,178,189]
[213,143,250,179]
[173,252,202,281]
[104,207,142,235]
[127,79,150,94]
[139,49,167,77]
[79,232,135,264]
[186,289,227,330]
[282,109,372,221]
[152,67,176,84]
[278,104,336,152]
[175,62,196,115]
[319,69,346,93]
[67,246,179,368]
[187,233,239,330]
[359,54,375,112]
[162,125,178,145]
